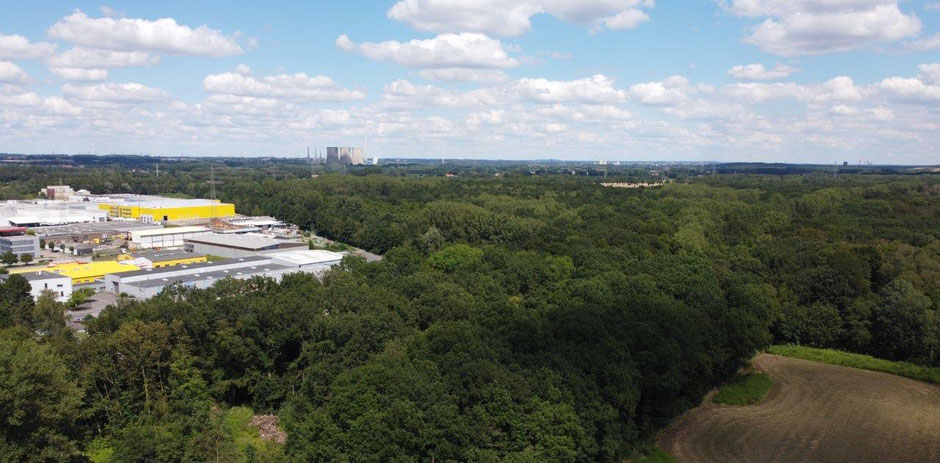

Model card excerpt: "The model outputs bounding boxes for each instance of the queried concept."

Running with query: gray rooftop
[132,250,205,262]
[30,221,162,236]
[113,255,270,279]
[184,233,287,250]
[3,271,69,282]
[128,263,296,289]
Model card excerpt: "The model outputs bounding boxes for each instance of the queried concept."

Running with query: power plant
[325,147,364,165]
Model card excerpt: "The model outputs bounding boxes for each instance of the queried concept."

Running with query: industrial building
[31,221,163,246]
[10,260,140,285]
[105,256,298,299]
[130,226,211,249]
[326,147,364,165]
[0,200,109,227]
[264,249,345,274]
[126,250,207,269]
[95,196,237,222]
[183,233,305,258]
[1,272,72,302]
[0,232,39,258]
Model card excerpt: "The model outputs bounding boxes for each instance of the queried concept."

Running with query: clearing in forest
[658,353,940,463]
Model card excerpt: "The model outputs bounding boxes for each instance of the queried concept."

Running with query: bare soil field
[659,353,940,463]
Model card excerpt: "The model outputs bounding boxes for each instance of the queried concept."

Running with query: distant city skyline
[1,1,939,164]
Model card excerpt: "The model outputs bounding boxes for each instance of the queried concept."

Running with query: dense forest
[0,160,937,461]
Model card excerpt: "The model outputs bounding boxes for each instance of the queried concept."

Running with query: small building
[0,234,39,259]
[183,233,306,259]
[130,226,211,249]
[129,250,207,269]
[1,272,72,302]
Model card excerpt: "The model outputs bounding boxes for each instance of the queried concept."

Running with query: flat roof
[128,263,297,289]
[114,255,270,279]
[132,226,209,237]
[0,235,37,242]
[184,233,286,250]
[8,271,71,282]
[264,249,346,265]
[133,250,206,262]
[31,221,162,236]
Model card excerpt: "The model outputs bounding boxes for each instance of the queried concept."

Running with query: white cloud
[386,0,654,37]
[515,74,627,104]
[234,64,251,76]
[908,32,940,51]
[419,68,509,83]
[379,79,503,110]
[62,82,169,103]
[203,72,366,102]
[724,0,922,55]
[877,77,940,102]
[728,62,798,80]
[918,64,940,85]
[591,8,650,32]
[48,67,109,81]
[630,76,690,105]
[48,10,243,57]
[48,47,157,69]
[337,33,518,69]
[0,61,29,84]
[0,34,56,59]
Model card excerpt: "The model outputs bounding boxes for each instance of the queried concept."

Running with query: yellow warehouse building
[11,261,141,284]
[97,198,236,221]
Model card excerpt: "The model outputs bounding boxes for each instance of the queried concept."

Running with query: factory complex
[1,185,346,315]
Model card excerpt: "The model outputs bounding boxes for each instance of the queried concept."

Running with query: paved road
[67,291,119,331]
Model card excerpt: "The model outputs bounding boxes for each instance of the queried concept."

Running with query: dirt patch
[250,414,287,444]
[659,353,940,463]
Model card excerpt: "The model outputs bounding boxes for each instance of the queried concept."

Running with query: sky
[0,1,939,164]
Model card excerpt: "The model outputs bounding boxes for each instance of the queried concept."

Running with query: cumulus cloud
[0,34,56,59]
[630,76,691,105]
[0,61,29,84]
[728,62,798,80]
[47,47,159,80]
[203,72,366,102]
[515,74,627,104]
[724,0,921,55]
[62,82,169,103]
[47,10,243,57]
[418,68,509,83]
[877,76,940,102]
[48,67,109,81]
[337,33,518,69]
[387,0,654,36]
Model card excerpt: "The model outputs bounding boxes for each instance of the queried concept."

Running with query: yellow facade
[150,255,207,268]
[13,261,140,284]
[98,202,236,221]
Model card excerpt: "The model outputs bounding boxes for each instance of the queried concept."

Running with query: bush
[711,373,773,405]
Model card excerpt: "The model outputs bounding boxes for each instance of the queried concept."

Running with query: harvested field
[659,353,940,463]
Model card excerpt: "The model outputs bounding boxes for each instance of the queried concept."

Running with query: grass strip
[712,372,773,405]
[767,345,940,385]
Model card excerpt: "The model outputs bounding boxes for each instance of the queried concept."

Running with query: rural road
[659,353,940,463]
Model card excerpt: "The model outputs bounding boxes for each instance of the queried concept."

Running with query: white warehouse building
[1,272,72,302]
[130,226,210,249]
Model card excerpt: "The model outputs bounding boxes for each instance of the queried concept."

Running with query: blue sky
[1,1,939,163]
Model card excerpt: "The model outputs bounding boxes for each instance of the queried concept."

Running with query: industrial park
[0,184,346,330]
